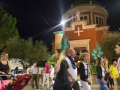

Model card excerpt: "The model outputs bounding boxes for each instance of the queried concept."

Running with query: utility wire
[27,0,52,28]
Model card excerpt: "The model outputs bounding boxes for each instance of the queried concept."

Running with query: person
[53,50,75,90]
[79,53,91,90]
[115,42,120,90]
[26,65,31,74]
[41,62,50,89]
[66,49,80,90]
[49,65,54,86]
[96,58,109,90]
[31,63,39,89]
[54,49,63,78]
[0,53,11,80]
[109,60,119,89]
[55,49,63,62]
[38,66,43,85]
[101,56,109,71]
[101,55,110,88]
[13,67,19,75]
[26,65,31,84]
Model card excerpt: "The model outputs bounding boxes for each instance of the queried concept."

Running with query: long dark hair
[97,58,102,66]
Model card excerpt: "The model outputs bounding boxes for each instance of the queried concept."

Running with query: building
[52,0,109,63]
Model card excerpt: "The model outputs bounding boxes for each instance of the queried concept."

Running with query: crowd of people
[0,42,120,90]
[96,42,120,90]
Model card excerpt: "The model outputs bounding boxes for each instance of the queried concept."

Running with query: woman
[79,53,91,90]
[53,51,75,90]
[0,53,11,80]
[115,42,120,90]
[54,49,62,79]
[96,58,108,90]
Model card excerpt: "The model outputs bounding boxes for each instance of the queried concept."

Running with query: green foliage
[101,31,120,60]
[4,37,50,67]
[49,54,55,61]
[0,6,19,50]
[59,37,68,51]
[92,43,103,60]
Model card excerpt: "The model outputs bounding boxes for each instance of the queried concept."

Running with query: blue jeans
[97,78,109,90]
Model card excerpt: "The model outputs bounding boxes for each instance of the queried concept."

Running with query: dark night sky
[0,0,120,50]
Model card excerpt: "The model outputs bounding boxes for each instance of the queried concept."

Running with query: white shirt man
[66,49,80,90]
[31,63,39,89]
[66,57,77,82]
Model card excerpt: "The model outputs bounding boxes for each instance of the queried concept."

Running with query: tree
[0,6,19,50]
[4,37,50,67]
[101,31,120,62]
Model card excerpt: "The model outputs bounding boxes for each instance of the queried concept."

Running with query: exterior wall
[54,32,64,54]
[64,25,97,61]
[95,29,108,44]
[52,43,55,54]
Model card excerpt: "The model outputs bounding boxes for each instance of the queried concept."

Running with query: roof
[73,0,101,6]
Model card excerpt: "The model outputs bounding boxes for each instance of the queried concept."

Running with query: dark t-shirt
[0,60,9,74]
[58,60,69,85]
[0,60,9,80]
[54,60,70,89]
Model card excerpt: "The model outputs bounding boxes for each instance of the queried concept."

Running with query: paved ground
[22,84,100,90]
[22,74,117,90]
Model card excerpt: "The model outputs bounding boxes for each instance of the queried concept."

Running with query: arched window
[95,15,104,25]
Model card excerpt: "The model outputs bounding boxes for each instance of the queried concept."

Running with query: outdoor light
[60,20,66,25]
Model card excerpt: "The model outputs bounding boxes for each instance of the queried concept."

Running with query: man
[66,49,80,90]
[26,65,31,84]
[31,63,39,89]
[109,60,119,89]
[38,66,43,85]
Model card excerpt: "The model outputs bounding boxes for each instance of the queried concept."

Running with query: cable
[27,0,52,28]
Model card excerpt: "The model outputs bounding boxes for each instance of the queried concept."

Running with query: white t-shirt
[66,57,77,82]
[50,67,54,77]
[38,67,43,74]
[26,67,31,74]
[117,57,120,73]
[82,62,90,77]
[101,66,105,77]
[31,67,38,74]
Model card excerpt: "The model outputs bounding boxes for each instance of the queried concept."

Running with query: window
[80,17,83,20]
[96,17,98,24]
[84,16,87,20]
[101,19,103,25]
[99,18,101,25]
[95,16,104,25]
